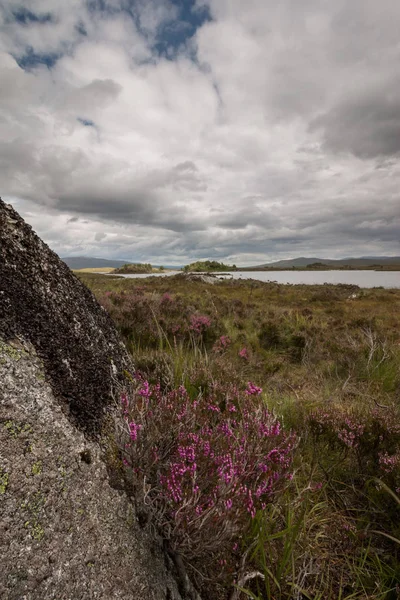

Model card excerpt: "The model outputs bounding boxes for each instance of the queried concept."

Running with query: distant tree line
[113,263,153,274]
[183,260,237,272]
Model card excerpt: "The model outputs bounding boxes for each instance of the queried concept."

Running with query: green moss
[22,492,46,542]
[24,520,44,541]
[0,469,9,494]
[31,461,42,476]
[0,340,23,361]
[31,523,45,541]
[4,420,32,438]
[123,369,134,381]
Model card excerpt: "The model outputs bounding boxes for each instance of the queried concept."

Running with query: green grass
[78,272,400,599]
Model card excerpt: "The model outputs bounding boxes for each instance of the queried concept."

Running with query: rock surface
[0,199,184,599]
[172,272,219,284]
[0,340,182,599]
[0,198,130,435]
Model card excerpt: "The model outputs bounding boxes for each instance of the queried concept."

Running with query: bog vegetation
[183,260,237,272]
[113,262,153,274]
[78,272,400,599]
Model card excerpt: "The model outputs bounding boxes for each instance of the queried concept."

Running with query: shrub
[308,405,400,490]
[118,380,295,580]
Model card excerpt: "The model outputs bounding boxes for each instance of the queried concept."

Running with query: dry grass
[77,272,400,599]
[73,267,116,273]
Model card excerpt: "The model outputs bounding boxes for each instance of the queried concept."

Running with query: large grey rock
[0,198,130,435]
[0,200,185,599]
[0,339,182,599]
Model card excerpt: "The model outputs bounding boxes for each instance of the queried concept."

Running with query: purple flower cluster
[308,405,400,487]
[189,314,212,334]
[128,421,142,441]
[213,335,231,353]
[379,451,400,474]
[309,409,365,449]
[119,380,295,562]
[161,292,173,304]
[245,381,263,396]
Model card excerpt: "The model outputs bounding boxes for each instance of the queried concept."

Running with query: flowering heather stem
[118,380,295,572]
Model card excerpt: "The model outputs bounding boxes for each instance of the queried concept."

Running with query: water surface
[117,270,400,288]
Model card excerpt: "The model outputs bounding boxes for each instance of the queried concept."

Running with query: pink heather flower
[239,347,248,359]
[245,382,262,396]
[189,314,211,334]
[213,335,232,353]
[161,292,173,303]
[128,421,142,441]
[138,380,151,398]
[311,482,323,491]
[120,381,295,558]
[379,451,400,474]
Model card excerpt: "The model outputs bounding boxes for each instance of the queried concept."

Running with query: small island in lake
[112,262,153,274]
[183,260,237,272]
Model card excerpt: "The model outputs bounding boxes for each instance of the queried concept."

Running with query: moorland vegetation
[183,260,237,272]
[113,263,153,274]
[78,272,400,599]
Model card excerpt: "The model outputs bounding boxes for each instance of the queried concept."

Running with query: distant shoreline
[237,266,400,272]
[73,265,400,275]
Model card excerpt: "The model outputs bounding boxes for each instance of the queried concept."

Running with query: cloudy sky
[1,0,399,265]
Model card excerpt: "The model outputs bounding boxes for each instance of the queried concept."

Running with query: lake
[117,270,400,288]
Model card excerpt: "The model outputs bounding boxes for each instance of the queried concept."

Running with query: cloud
[310,78,400,158]
[0,0,399,265]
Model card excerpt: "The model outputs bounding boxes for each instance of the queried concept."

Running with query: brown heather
[76,271,400,599]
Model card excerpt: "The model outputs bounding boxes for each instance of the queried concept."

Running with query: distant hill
[62,256,130,270]
[255,256,400,269]
[62,256,182,270]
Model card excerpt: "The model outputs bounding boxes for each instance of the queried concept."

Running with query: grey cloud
[311,80,400,158]
[63,78,122,112]
[215,204,281,230]
[1,0,400,264]
[173,161,197,172]
[56,182,209,232]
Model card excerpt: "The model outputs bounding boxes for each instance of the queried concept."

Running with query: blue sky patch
[16,49,60,70]
[78,118,96,127]
[12,8,53,24]
[155,0,211,56]
[86,0,211,57]
[76,21,88,36]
